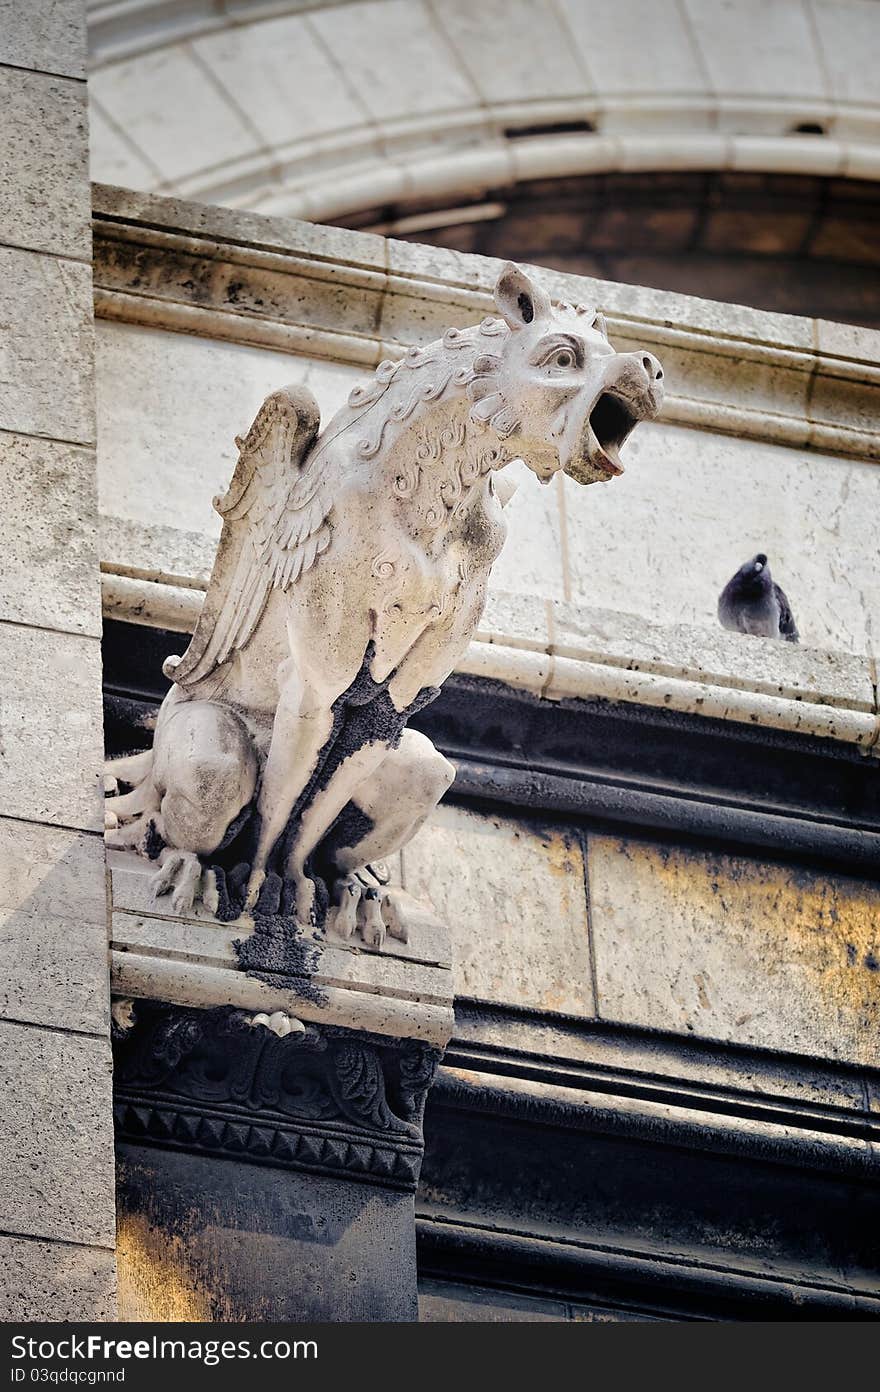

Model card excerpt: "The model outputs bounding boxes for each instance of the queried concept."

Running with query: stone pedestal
[108,849,452,1322]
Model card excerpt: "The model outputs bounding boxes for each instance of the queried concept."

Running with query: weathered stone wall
[0,2,116,1319]
[405,806,880,1068]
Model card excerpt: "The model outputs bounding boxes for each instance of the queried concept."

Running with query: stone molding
[443,1007,880,1182]
[99,576,880,754]
[108,847,454,1047]
[113,1000,441,1191]
[415,999,880,1318]
[92,184,880,466]
[280,133,880,222]
[415,1215,880,1320]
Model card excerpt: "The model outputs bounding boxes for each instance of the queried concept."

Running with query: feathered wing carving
[168,385,325,695]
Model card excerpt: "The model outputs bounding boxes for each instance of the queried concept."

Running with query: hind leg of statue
[322,729,455,950]
[105,697,258,916]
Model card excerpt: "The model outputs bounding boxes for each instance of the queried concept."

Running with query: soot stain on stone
[317,804,375,877]
[144,819,165,861]
[222,644,439,987]
[235,924,328,1007]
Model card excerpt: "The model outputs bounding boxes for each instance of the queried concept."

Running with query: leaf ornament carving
[332,1042,404,1132]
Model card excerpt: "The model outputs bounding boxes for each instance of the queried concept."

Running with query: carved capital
[113,1003,443,1191]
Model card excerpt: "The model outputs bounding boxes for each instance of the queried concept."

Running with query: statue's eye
[553,348,576,369]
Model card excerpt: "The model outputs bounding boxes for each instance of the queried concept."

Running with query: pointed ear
[494,263,551,331]
[592,311,608,340]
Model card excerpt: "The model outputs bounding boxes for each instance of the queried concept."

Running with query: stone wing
[169,384,326,694]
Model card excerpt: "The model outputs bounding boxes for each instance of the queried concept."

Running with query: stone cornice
[415,1215,880,1319]
[415,1000,880,1318]
[444,1001,880,1181]
[92,184,880,465]
[108,848,454,1048]
[99,573,880,753]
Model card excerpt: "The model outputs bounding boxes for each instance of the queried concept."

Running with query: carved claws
[153,848,219,918]
[329,876,409,951]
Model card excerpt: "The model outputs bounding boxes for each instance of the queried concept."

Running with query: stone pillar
[113,1007,440,1321]
[0,3,117,1318]
[107,850,453,1321]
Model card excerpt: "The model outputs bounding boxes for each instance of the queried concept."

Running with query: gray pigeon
[718,553,799,643]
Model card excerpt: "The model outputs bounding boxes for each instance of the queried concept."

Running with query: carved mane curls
[343,316,514,461]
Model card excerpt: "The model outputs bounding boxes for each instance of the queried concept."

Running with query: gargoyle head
[467,263,664,485]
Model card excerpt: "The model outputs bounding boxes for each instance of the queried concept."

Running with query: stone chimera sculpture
[105,264,664,964]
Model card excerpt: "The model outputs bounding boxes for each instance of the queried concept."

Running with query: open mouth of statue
[586,391,641,476]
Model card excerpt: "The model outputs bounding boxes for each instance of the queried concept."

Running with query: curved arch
[87,0,880,219]
[258,130,880,224]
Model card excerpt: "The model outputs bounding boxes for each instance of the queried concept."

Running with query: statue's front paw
[153,849,219,917]
[379,890,410,944]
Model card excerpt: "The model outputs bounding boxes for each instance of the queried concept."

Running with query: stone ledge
[415,1214,880,1320]
[417,1000,880,1318]
[91,183,880,465]
[99,574,880,753]
[109,849,454,1048]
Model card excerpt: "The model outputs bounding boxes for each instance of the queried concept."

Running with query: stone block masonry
[0,0,116,1318]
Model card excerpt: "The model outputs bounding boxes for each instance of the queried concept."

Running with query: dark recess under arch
[340,170,880,328]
